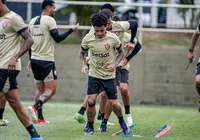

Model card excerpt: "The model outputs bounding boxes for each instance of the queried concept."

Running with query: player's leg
[0,93,9,126]
[118,67,135,127]
[96,91,107,123]
[2,70,42,139]
[103,78,130,135]
[28,59,57,124]
[84,76,100,135]
[74,95,88,123]
[98,91,115,126]
[195,63,200,112]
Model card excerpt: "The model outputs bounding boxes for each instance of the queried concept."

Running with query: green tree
[176,0,197,28]
[57,0,118,37]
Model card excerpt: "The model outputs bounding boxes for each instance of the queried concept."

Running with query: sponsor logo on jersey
[2,21,8,29]
[92,52,110,57]
[104,43,110,50]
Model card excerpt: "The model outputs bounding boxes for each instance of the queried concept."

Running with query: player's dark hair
[100,3,114,13]
[1,0,6,4]
[112,15,121,21]
[91,13,108,27]
[100,9,113,19]
[41,0,55,10]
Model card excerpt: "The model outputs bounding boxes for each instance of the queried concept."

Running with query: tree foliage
[176,0,197,28]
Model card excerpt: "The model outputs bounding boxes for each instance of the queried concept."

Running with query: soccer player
[0,0,42,139]
[188,22,200,112]
[27,0,79,124]
[80,12,130,135]
[74,4,116,125]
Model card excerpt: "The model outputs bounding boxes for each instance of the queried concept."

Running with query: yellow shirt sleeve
[11,14,27,32]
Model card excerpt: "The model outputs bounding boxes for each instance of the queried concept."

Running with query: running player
[0,0,42,139]
[80,12,130,135]
[27,0,79,124]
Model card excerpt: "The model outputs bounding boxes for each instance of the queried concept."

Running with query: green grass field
[0,102,199,140]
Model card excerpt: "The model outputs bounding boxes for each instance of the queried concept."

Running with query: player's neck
[42,11,51,16]
[0,5,9,17]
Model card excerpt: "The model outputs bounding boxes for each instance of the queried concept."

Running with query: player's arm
[50,23,79,43]
[115,44,124,65]
[79,46,89,75]
[188,25,200,61]
[128,20,138,44]
[14,29,34,60]
[126,42,142,62]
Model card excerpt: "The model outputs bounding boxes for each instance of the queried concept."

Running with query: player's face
[94,26,107,39]
[50,3,56,17]
[106,17,112,31]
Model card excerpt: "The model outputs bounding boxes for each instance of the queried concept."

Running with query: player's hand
[188,51,194,62]
[8,57,17,71]
[82,64,88,76]
[27,61,32,72]
[107,62,117,72]
[128,43,135,50]
[72,23,79,32]
[122,58,128,68]
[86,57,90,64]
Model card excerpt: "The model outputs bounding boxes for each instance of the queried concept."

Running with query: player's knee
[110,100,119,108]
[196,77,200,87]
[100,91,107,98]
[119,85,128,93]
[88,101,96,108]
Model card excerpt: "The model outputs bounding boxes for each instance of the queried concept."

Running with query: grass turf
[0,101,200,140]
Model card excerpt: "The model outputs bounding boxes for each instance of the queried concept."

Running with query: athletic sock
[26,124,40,138]
[34,100,43,110]
[37,108,44,120]
[78,106,86,115]
[124,105,130,114]
[0,108,4,120]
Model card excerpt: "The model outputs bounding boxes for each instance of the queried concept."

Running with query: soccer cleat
[28,106,37,124]
[100,124,108,132]
[30,137,43,140]
[120,121,130,135]
[84,122,89,132]
[198,102,200,112]
[37,118,49,124]
[74,112,86,123]
[84,127,94,135]
[0,119,9,126]
[125,114,133,127]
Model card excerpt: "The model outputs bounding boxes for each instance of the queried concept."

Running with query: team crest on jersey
[104,43,110,50]
[113,31,120,36]
[2,21,8,29]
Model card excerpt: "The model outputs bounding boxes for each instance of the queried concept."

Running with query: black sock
[37,108,44,120]
[102,118,108,125]
[26,124,40,138]
[0,108,4,119]
[101,113,105,120]
[97,110,101,120]
[124,105,130,114]
[78,106,86,115]
[118,116,124,124]
[88,121,94,128]
[34,100,43,110]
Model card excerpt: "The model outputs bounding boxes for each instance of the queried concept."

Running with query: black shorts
[31,59,57,83]
[0,69,19,93]
[116,66,129,86]
[87,76,117,99]
[196,63,200,75]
